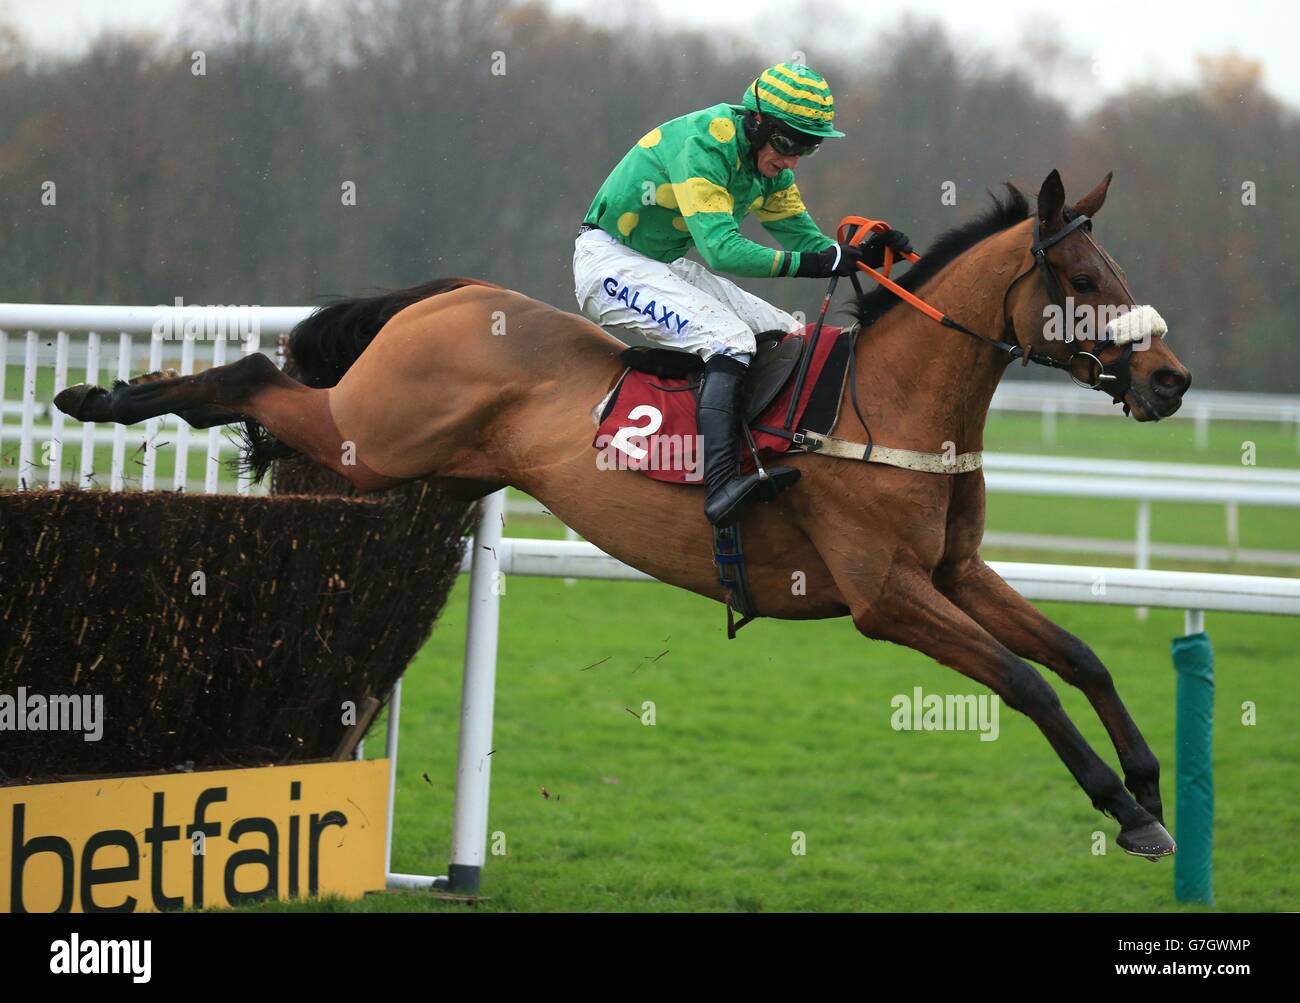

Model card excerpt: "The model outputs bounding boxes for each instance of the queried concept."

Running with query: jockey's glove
[860,228,913,268]
[795,241,866,278]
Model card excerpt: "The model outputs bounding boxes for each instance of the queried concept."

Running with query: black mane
[850,184,1031,328]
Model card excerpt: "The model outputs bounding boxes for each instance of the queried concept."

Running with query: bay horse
[56,170,1190,861]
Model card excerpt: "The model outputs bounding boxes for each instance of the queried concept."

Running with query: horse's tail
[237,277,497,484]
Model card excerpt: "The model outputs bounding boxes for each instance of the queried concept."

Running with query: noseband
[998,207,1144,404]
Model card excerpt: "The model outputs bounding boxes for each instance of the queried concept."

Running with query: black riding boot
[696,353,800,527]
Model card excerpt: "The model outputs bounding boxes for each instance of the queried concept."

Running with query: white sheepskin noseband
[1106,305,1168,348]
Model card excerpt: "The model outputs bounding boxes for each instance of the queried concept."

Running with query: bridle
[838,209,1148,407]
[998,206,1143,405]
[784,209,1161,449]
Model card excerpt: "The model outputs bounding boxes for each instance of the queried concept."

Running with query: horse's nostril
[1152,368,1189,398]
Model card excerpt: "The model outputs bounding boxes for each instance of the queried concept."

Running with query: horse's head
[1006,170,1190,420]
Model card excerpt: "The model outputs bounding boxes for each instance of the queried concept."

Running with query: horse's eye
[1071,274,1094,292]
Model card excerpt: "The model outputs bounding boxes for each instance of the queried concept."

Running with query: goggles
[767,124,822,157]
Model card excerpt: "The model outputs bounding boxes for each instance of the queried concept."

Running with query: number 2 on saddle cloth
[591,324,853,485]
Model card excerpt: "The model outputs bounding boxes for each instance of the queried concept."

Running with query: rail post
[1172,608,1214,905]
[440,488,505,894]
[1135,499,1151,620]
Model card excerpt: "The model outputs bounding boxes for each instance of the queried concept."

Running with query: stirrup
[736,395,799,501]
[753,466,800,501]
[704,466,800,527]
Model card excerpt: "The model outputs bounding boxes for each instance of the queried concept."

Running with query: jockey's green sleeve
[582,103,836,279]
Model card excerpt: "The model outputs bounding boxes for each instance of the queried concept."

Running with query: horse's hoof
[1125,779,1165,826]
[54,383,113,422]
[1117,820,1176,860]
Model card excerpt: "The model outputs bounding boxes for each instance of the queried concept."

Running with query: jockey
[574,62,912,527]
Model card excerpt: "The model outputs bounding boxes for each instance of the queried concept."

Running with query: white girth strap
[794,430,983,474]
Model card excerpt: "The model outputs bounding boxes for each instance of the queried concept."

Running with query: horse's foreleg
[936,558,1165,824]
[849,562,1174,859]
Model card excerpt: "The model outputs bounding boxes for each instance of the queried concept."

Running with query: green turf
[281,448,1295,911]
[238,572,1298,913]
[983,409,1300,469]
[984,493,1296,554]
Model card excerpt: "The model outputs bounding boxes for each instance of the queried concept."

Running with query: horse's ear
[1037,169,1066,231]
[1072,171,1114,217]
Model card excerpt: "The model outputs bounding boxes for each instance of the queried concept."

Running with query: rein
[833,211,1144,406]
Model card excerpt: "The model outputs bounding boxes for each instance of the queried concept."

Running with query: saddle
[590,323,857,638]
[616,329,800,423]
[593,324,854,485]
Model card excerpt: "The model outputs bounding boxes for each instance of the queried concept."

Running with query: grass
[237,572,1299,912]
[982,409,1300,469]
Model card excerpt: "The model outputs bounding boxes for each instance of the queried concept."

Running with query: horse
[55,170,1191,860]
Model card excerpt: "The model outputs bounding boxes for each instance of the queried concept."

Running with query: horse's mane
[850,183,1031,328]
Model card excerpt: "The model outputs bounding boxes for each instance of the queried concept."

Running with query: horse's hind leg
[849,561,1175,860]
[54,354,402,491]
[173,404,242,428]
[56,352,287,425]
[120,369,242,429]
[936,557,1165,824]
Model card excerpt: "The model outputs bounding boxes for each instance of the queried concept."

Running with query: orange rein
[835,215,947,324]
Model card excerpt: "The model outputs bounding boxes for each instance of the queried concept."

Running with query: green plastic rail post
[1171,609,1215,905]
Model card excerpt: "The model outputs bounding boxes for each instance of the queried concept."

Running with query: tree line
[1,0,1295,391]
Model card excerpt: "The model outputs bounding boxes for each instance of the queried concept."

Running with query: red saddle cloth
[592,325,843,485]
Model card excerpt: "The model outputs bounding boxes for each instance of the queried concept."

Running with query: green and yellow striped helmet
[741,63,845,138]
